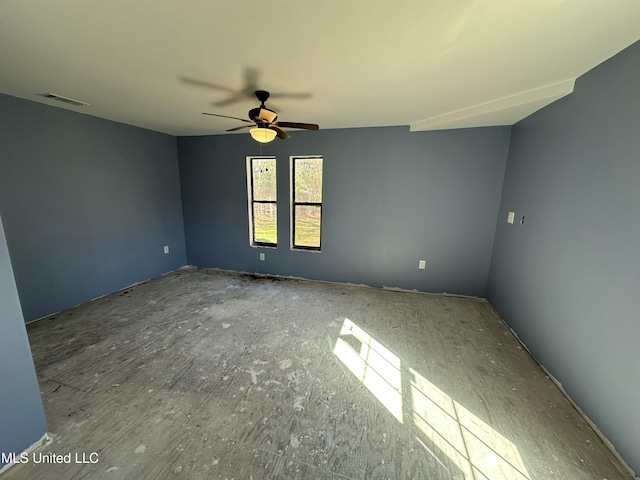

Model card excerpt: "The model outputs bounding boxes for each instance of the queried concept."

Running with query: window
[247,156,277,246]
[291,156,323,250]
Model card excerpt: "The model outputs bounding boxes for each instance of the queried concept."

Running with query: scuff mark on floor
[279,359,292,370]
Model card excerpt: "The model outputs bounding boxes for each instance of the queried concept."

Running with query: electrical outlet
[163,245,169,254]
[418,260,426,270]
[259,253,265,261]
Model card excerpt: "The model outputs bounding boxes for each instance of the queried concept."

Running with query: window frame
[290,155,323,252]
[246,156,278,248]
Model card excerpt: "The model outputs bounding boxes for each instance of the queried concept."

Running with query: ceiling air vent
[37,93,89,107]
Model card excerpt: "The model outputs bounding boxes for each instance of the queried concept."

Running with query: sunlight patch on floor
[332,318,403,423]
[334,318,530,480]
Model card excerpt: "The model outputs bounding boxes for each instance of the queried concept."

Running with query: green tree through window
[247,157,277,246]
[291,156,323,250]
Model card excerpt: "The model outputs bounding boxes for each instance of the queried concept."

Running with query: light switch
[507,212,515,224]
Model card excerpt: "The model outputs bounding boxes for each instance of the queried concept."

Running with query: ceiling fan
[203,90,319,143]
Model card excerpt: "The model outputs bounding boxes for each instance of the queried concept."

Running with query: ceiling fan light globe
[249,127,277,143]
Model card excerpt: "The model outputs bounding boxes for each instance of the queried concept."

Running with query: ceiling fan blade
[212,93,250,107]
[226,125,253,132]
[270,126,291,140]
[180,77,236,93]
[275,121,319,130]
[202,112,252,123]
[268,92,312,100]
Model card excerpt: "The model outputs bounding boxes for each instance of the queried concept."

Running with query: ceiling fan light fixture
[258,108,277,123]
[250,127,277,143]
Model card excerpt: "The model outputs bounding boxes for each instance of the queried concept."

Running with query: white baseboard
[0,433,51,476]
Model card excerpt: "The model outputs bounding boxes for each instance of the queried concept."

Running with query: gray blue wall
[0,213,47,468]
[487,41,640,473]
[178,126,510,297]
[0,93,187,322]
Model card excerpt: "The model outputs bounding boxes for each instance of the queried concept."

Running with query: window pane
[294,158,322,203]
[252,158,277,201]
[253,203,277,244]
[294,205,321,248]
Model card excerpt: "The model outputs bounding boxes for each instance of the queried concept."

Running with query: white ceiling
[1,1,639,136]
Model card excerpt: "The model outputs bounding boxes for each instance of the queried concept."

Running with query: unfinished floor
[3,268,633,479]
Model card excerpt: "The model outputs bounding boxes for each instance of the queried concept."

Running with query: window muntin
[247,157,277,246]
[291,156,323,250]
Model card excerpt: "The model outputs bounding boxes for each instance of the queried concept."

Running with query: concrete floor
[3,268,633,479]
